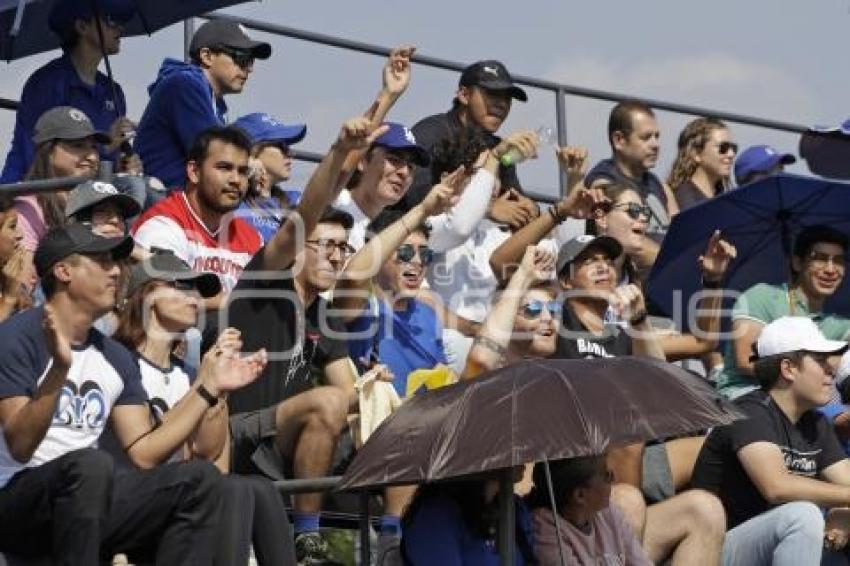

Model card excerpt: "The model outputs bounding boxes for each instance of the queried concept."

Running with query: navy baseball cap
[35,223,133,278]
[372,122,429,167]
[49,0,136,35]
[459,60,528,102]
[734,145,796,185]
[233,113,307,147]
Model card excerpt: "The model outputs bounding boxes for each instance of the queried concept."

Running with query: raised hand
[489,188,539,230]
[555,184,609,221]
[383,44,416,97]
[492,130,539,163]
[200,328,268,395]
[518,245,555,282]
[336,117,390,153]
[421,166,467,216]
[2,247,30,298]
[698,230,737,283]
[609,284,647,325]
[107,116,137,153]
[43,303,73,370]
[555,145,589,182]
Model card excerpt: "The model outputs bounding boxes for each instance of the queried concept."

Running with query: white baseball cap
[756,317,848,359]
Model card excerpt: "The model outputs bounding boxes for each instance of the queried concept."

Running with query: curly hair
[667,117,727,190]
[429,124,493,181]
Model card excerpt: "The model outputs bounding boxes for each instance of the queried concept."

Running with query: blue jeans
[722,502,825,566]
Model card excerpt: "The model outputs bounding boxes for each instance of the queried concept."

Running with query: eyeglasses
[808,251,846,269]
[305,239,355,259]
[172,280,196,292]
[718,141,739,155]
[396,244,434,265]
[519,300,560,319]
[215,46,255,69]
[613,202,651,221]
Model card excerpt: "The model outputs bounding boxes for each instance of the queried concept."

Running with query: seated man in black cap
[135,20,272,188]
[394,59,540,231]
[0,223,266,564]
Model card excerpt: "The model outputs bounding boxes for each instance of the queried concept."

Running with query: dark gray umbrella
[339,357,742,566]
[340,356,741,491]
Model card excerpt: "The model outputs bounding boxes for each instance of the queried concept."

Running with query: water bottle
[499,126,558,167]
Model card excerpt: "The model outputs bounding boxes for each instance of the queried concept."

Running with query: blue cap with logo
[372,122,429,167]
[734,145,796,185]
[49,0,137,35]
[233,113,307,148]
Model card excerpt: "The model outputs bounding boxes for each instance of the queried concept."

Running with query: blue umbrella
[647,173,850,329]
[0,0,256,61]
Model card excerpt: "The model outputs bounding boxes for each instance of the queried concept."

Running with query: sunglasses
[215,46,255,69]
[520,300,560,319]
[613,202,652,220]
[172,279,196,291]
[396,244,434,265]
[718,141,739,155]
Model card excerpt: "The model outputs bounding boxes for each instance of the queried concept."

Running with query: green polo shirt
[717,282,850,398]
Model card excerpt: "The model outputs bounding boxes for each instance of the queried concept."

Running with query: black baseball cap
[189,20,272,60]
[65,180,142,220]
[35,224,133,278]
[126,250,221,298]
[459,60,527,102]
[556,235,623,275]
[33,107,111,145]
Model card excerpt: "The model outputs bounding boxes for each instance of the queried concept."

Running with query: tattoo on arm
[474,334,507,357]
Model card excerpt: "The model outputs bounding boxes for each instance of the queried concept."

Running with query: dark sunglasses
[520,300,560,319]
[396,244,434,265]
[172,279,197,291]
[613,202,652,220]
[215,46,255,69]
[718,141,739,155]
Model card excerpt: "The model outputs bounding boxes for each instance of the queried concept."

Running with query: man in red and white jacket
[132,125,261,311]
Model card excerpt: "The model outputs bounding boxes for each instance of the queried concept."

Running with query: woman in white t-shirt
[113,250,295,566]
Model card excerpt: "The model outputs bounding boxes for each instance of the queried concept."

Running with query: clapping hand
[698,230,737,283]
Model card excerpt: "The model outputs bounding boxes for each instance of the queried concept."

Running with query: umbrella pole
[543,459,568,566]
[498,468,515,566]
[359,491,371,565]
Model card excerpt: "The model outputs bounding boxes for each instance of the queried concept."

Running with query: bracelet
[197,383,219,407]
[548,206,566,224]
[702,277,723,289]
[628,311,648,326]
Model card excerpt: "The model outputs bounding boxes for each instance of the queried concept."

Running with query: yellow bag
[405,364,458,398]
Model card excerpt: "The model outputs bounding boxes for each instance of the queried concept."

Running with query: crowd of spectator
[1,2,849,566]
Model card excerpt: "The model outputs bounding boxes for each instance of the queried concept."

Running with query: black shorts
[230,406,290,480]
[229,407,356,481]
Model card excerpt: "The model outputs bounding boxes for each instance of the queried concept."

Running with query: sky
[1,0,849,200]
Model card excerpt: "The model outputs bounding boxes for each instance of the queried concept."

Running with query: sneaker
[294,531,344,566]
[376,532,402,566]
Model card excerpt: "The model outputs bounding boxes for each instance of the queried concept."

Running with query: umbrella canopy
[0,0,255,61]
[648,173,850,327]
[339,356,741,491]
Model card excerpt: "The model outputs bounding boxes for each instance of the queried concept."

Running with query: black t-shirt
[394,107,523,212]
[673,180,723,212]
[553,305,633,359]
[691,390,846,529]
[225,249,349,415]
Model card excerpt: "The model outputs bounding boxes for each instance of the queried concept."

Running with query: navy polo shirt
[1,54,125,183]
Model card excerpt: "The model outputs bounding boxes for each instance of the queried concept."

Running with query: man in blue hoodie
[134,20,271,189]
[1,0,136,183]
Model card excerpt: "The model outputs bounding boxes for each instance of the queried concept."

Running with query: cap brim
[779,154,797,165]
[67,193,142,219]
[804,340,849,356]
[79,234,134,262]
[374,144,431,167]
[248,41,271,60]
[176,272,222,298]
[478,80,528,102]
[581,236,623,262]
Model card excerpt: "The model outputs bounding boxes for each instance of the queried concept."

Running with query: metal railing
[201,11,808,203]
